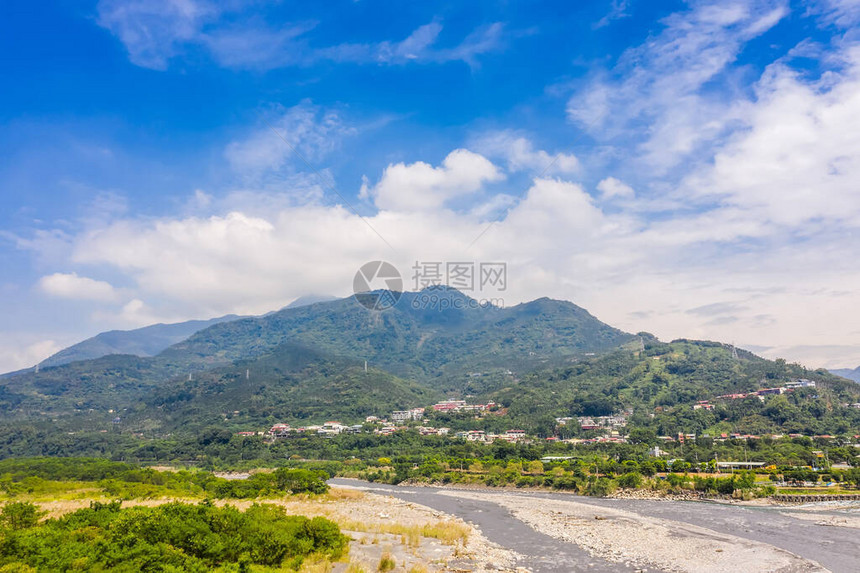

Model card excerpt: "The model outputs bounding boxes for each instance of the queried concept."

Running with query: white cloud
[96,1,504,70]
[472,131,579,174]
[597,177,635,199]
[38,272,120,302]
[224,101,353,179]
[682,46,860,228]
[201,20,316,69]
[594,0,632,29]
[366,149,504,212]
[376,21,444,62]
[92,298,173,328]
[0,336,64,373]
[96,0,217,70]
[318,21,505,67]
[810,0,860,28]
[567,0,789,171]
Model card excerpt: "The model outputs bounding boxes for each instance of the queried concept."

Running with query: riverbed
[330,479,859,572]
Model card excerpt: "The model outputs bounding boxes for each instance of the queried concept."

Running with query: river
[329,479,860,572]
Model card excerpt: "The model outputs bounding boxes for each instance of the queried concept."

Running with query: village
[692,378,819,411]
[235,388,860,449]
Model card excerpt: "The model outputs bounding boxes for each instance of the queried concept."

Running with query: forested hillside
[0,289,633,426]
[0,291,858,443]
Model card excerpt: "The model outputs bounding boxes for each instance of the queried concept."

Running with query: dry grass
[299,556,334,573]
[419,521,470,546]
[0,485,107,503]
[336,519,470,548]
[32,497,191,520]
[324,488,366,502]
[377,551,395,572]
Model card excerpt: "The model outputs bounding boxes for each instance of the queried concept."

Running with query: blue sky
[2,0,860,372]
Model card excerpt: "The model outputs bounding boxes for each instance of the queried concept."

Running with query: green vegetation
[0,291,632,428]
[0,458,329,500]
[492,339,860,437]
[0,500,346,571]
[361,450,860,499]
[0,293,857,507]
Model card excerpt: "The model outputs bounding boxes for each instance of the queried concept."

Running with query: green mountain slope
[0,289,634,425]
[37,316,241,370]
[137,342,439,431]
[489,339,860,436]
[162,288,634,386]
[0,354,174,416]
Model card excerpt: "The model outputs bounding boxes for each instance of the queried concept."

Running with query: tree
[628,427,657,446]
[617,472,643,489]
[527,460,545,475]
[1,501,42,530]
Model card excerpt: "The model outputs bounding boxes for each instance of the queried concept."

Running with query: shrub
[0,502,42,530]
[585,477,617,497]
[617,472,643,489]
[527,460,545,475]
[515,476,534,488]
[377,552,395,572]
[0,501,346,571]
[665,473,688,488]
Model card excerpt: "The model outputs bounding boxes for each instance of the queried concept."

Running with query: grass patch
[377,552,395,572]
[338,519,470,547]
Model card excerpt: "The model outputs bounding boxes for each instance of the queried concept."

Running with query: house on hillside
[433,400,467,412]
[391,407,425,422]
[269,424,292,437]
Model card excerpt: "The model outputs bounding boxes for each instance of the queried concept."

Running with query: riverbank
[443,490,824,573]
[399,477,745,503]
[31,487,520,572]
[334,478,860,573]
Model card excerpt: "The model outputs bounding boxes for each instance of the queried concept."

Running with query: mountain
[0,288,634,427]
[144,342,439,430]
[30,294,338,372]
[831,366,860,383]
[161,288,634,385]
[36,316,241,370]
[490,339,860,436]
[284,294,340,309]
[0,289,858,437]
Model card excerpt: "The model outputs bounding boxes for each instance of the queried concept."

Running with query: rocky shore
[439,490,827,573]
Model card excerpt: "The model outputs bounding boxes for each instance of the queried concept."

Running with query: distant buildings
[433,400,467,412]
[576,414,628,430]
[317,421,347,436]
[431,400,496,412]
[391,407,425,422]
[785,379,816,389]
[714,379,817,403]
[269,423,292,437]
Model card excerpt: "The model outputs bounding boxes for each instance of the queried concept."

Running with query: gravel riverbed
[333,479,860,573]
